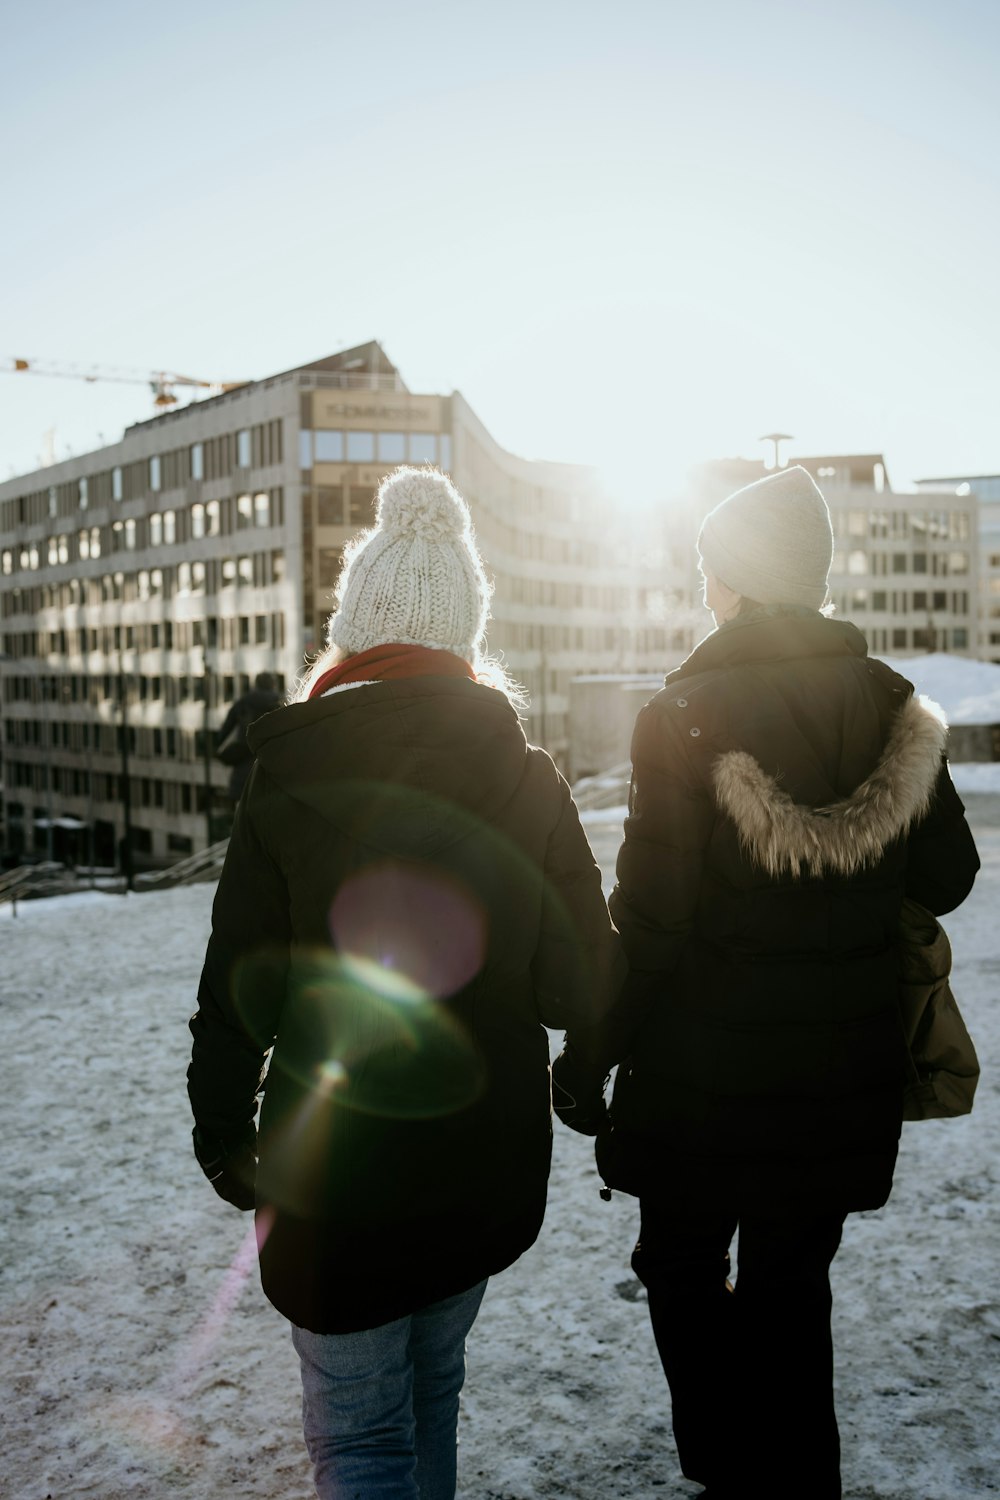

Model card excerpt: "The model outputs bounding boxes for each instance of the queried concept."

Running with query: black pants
[632,1193,846,1499]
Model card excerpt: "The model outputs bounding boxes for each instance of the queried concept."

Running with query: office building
[0,342,684,863]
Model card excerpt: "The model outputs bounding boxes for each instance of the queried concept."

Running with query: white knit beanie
[327,467,491,659]
[697,465,833,610]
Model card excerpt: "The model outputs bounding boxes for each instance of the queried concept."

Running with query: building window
[892,628,907,649]
[440,433,452,472]
[948,551,969,575]
[408,433,436,464]
[299,430,312,468]
[149,455,161,491]
[163,510,176,544]
[377,432,406,463]
[891,554,907,574]
[847,551,868,576]
[237,429,251,469]
[315,430,344,462]
[952,628,968,649]
[237,493,253,529]
[190,443,204,480]
[318,548,343,588]
[254,491,271,527]
[349,487,375,525]
[78,477,89,509]
[191,504,206,540]
[149,513,162,547]
[346,431,375,462]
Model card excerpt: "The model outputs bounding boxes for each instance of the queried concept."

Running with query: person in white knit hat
[696,463,834,620]
[553,463,979,1499]
[188,464,622,1500]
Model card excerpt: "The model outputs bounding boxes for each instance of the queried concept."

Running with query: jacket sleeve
[187,769,292,1138]
[608,700,716,975]
[563,701,716,1072]
[904,761,980,916]
[529,768,625,1033]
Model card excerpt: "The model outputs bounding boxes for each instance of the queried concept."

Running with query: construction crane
[7,356,247,408]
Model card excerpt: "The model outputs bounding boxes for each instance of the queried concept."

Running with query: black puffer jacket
[188,675,618,1333]
[590,610,979,1212]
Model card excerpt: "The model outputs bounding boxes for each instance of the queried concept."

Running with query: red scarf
[308,643,476,699]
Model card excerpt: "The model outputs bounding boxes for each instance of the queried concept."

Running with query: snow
[2,805,998,1500]
[884,654,1000,726]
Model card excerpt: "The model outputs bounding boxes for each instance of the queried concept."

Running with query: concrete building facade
[0,343,686,865]
[914,474,1000,664]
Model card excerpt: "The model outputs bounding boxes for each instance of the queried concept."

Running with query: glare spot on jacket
[315,1058,349,1092]
[329,861,487,1000]
[340,951,427,1005]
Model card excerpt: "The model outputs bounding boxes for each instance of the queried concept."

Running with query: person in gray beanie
[188,465,622,1500]
[697,463,834,611]
[553,463,979,1498]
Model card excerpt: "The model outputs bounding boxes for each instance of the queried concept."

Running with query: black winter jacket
[188,675,619,1332]
[587,610,979,1213]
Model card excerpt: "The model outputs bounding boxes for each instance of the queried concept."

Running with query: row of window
[865,627,969,652]
[3,609,286,665]
[2,551,286,618]
[2,671,273,718]
[0,421,285,531]
[3,691,276,759]
[489,622,689,654]
[2,491,284,575]
[832,590,970,616]
[300,429,451,471]
[5,760,212,816]
[831,508,972,542]
[832,550,970,578]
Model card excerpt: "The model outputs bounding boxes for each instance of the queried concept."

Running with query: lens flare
[329,861,487,1000]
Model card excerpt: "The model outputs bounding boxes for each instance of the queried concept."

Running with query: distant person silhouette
[215,672,281,801]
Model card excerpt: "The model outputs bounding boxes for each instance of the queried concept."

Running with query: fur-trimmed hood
[712,692,948,878]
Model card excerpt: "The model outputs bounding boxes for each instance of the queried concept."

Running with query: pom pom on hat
[697,464,833,611]
[327,467,491,659]
[376,467,471,540]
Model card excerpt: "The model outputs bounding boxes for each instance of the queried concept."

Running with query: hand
[193,1125,257,1210]
[552,1047,609,1136]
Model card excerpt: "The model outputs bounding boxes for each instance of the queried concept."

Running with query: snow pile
[1,812,998,1499]
[884,653,1000,725]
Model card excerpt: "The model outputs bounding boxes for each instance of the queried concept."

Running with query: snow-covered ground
[2,794,998,1500]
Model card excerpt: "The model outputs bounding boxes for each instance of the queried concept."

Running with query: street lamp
[117,655,135,892]
[201,646,214,849]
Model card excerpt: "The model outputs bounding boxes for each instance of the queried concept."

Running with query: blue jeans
[291,1280,488,1500]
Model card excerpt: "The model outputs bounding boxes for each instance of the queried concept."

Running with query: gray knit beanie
[327,467,491,659]
[697,465,833,610]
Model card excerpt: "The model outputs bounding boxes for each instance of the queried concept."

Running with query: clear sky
[3,0,999,500]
